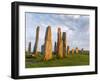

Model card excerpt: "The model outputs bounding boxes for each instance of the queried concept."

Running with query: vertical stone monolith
[28,42,31,54]
[44,26,52,61]
[76,47,79,54]
[41,44,44,54]
[57,28,63,58]
[81,48,84,54]
[32,26,40,56]
[54,42,57,54]
[67,46,70,56]
[62,32,67,57]
[72,48,74,55]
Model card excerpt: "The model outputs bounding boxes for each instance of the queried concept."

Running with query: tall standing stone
[54,42,57,54]
[57,28,63,58]
[81,48,84,54]
[76,47,79,54]
[67,46,70,56]
[41,44,44,54]
[44,26,52,61]
[28,42,31,54]
[62,32,67,57]
[72,48,74,55]
[33,26,40,56]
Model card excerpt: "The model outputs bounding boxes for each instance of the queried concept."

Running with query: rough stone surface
[54,42,57,54]
[33,26,40,56]
[72,48,74,55]
[57,28,63,58]
[44,26,52,61]
[62,32,67,57]
[28,42,31,54]
[67,46,70,56]
[76,47,79,54]
[41,44,44,54]
[81,48,84,54]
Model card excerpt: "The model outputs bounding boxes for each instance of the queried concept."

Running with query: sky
[25,12,89,52]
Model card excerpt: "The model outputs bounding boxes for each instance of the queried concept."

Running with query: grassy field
[25,52,89,68]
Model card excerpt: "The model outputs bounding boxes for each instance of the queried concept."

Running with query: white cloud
[25,13,89,51]
[73,15,80,19]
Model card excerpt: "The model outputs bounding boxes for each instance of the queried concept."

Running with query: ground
[25,51,89,68]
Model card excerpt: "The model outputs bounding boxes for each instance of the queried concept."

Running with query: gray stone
[33,26,40,56]
[54,42,57,54]
[62,32,67,57]
[67,46,70,56]
[28,42,31,54]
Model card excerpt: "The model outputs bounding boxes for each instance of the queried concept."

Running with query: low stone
[67,46,70,56]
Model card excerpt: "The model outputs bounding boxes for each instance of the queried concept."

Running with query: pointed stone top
[47,26,51,30]
[63,32,66,38]
[76,47,78,49]
[67,46,69,48]
[37,26,40,27]
[37,26,40,29]
[58,27,61,32]
[29,41,31,43]
[48,25,51,28]
[63,32,66,34]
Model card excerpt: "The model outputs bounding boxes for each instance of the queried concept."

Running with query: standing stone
[62,32,67,57]
[44,26,52,61]
[57,28,63,58]
[81,48,84,54]
[41,44,44,54]
[32,26,40,56]
[76,47,79,54]
[67,46,70,56]
[28,42,31,54]
[54,42,57,54]
[72,48,74,55]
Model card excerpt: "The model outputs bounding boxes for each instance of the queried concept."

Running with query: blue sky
[25,12,89,52]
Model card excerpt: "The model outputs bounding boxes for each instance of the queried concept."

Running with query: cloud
[25,12,89,51]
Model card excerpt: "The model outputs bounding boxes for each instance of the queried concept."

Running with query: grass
[25,52,89,68]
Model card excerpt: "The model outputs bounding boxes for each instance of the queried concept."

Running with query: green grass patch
[25,52,89,68]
